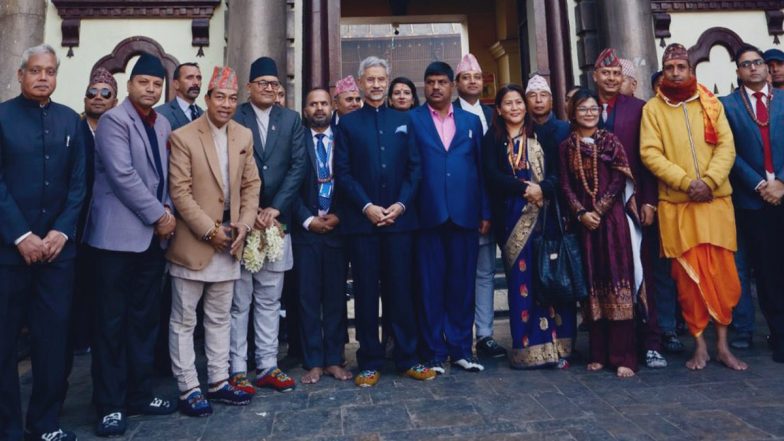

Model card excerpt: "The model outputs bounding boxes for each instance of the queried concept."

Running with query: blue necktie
[189,104,200,121]
[315,133,331,212]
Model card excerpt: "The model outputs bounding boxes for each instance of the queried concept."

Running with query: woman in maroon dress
[558,89,645,378]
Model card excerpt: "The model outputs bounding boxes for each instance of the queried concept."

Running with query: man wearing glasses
[229,56,305,393]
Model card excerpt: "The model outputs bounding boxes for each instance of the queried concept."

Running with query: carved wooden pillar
[303,0,341,95]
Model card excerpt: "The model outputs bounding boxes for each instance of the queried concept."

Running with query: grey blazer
[85,98,172,252]
[234,102,306,225]
[155,98,202,132]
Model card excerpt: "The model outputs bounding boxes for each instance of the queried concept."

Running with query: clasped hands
[17,231,67,265]
[208,222,248,256]
[155,208,176,240]
[687,179,713,202]
[365,203,404,227]
[308,213,340,234]
[758,179,784,206]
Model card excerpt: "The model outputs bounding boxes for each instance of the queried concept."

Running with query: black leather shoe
[730,332,753,350]
[95,411,126,437]
[662,332,685,354]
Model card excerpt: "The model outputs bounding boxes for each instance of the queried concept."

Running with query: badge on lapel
[469,129,473,139]
[395,125,407,134]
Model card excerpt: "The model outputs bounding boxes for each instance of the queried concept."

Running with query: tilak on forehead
[594,48,621,69]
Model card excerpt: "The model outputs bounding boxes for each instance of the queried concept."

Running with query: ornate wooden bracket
[766,10,784,44]
[92,36,180,101]
[652,12,671,48]
[52,0,220,57]
[687,27,745,66]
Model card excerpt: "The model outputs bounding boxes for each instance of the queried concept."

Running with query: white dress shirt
[250,102,272,146]
[458,96,489,135]
[303,127,334,230]
[744,85,776,183]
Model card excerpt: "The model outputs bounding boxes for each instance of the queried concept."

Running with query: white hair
[20,44,60,70]
[357,56,390,78]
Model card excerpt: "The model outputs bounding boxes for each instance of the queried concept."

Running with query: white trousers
[169,277,234,392]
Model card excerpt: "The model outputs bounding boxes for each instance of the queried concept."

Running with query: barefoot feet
[301,367,323,384]
[717,349,748,371]
[616,366,635,378]
[325,365,353,381]
[587,362,604,372]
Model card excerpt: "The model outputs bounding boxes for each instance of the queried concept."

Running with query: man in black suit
[155,62,203,131]
[0,44,84,441]
[292,89,352,385]
[229,56,306,393]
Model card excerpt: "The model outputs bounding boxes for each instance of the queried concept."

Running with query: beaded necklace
[740,83,773,127]
[575,134,599,207]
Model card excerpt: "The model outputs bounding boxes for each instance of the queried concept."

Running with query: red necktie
[754,91,774,174]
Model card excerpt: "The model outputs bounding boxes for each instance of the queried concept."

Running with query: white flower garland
[241,224,285,273]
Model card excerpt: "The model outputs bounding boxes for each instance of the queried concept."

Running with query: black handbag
[532,201,589,306]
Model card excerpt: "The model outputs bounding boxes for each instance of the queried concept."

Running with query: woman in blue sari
[482,84,576,369]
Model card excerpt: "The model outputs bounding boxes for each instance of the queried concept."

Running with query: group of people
[2,38,783,441]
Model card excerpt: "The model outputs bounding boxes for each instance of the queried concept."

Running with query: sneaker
[207,382,252,406]
[662,332,685,354]
[730,332,753,350]
[255,368,296,392]
[475,336,507,358]
[127,396,176,416]
[645,350,668,369]
[452,357,485,372]
[556,358,570,369]
[426,360,447,375]
[178,389,213,417]
[95,411,126,437]
[27,428,78,441]
[354,369,380,387]
[403,364,436,381]
[229,372,256,395]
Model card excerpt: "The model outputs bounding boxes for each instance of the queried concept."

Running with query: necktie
[189,104,200,121]
[315,133,332,212]
[601,103,609,123]
[753,91,774,174]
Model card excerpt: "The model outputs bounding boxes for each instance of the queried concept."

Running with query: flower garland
[242,224,285,273]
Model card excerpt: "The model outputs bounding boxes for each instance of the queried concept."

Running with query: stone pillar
[0,0,46,101]
[227,0,288,102]
[597,0,659,99]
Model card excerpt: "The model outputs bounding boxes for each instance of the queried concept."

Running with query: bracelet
[576,209,587,220]
[644,203,658,212]
[202,220,222,242]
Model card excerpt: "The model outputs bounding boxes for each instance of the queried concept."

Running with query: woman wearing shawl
[483,84,575,369]
[559,89,644,377]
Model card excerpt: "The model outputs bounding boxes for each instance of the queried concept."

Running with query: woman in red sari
[558,89,645,378]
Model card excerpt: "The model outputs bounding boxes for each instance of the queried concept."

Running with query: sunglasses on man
[86,87,113,99]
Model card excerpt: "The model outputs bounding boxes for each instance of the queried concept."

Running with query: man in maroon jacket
[593,48,669,369]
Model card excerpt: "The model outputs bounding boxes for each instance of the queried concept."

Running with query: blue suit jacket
[333,104,421,235]
[0,95,86,264]
[155,98,201,132]
[85,98,172,252]
[721,88,784,210]
[234,102,306,226]
[291,128,344,247]
[408,104,489,230]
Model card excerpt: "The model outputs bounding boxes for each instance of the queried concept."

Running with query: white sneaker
[453,357,484,372]
[646,350,668,368]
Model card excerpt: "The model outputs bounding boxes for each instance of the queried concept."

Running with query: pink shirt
[428,104,456,150]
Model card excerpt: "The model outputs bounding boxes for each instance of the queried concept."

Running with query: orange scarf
[658,77,720,145]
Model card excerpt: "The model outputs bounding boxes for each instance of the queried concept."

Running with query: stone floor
[19,311,784,441]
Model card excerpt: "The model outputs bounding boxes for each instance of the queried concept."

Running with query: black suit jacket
[291,130,345,247]
[234,102,306,226]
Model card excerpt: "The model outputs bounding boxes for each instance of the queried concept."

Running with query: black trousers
[90,240,165,414]
[294,239,347,369]
[63,245,94,397]
[0,259,74,438]
[736,205,784,354]
[349,232,418,371]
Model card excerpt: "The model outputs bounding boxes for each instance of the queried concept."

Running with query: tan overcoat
[166,115,261,270]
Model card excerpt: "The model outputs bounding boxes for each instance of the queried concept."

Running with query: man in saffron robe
[640,43,747,370]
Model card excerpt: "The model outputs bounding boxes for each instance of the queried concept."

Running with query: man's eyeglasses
[739,59,766,69]
[86,87,113,99]
[251,80,281,90]
[576,106,601,114]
